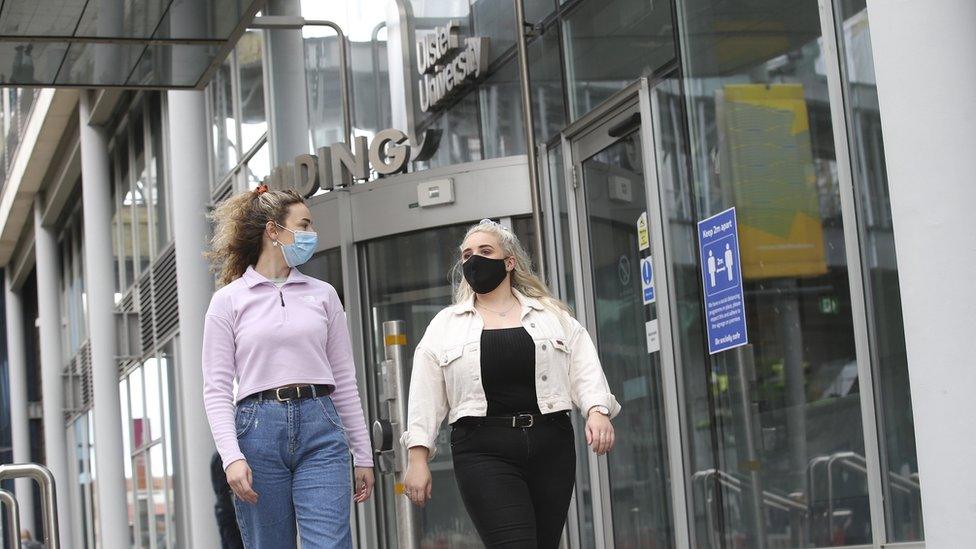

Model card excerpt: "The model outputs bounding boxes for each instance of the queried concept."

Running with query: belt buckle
[275,387,294,402]
[512,413,534,428]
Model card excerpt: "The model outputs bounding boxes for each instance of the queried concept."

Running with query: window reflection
[244,141,271,189]
[148,94,170,251]
[835,0,922,541]
[110,95,171,297]
[666,0,873,542]
[71,412,98,548]
[120,342,178,548]
[300,0,392,138]
[528,26,566,143]
[479,59,526,159]
[209,58,237,183]
[303,247,344,303]
[562,0,674,120]
[238,30,267,153]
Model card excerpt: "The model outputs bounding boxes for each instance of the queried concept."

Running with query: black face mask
[462,255,509,294]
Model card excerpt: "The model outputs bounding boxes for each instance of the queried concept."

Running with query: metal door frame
[559,76,691,548]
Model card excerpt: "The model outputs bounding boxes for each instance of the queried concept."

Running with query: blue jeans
[233,395,353,549]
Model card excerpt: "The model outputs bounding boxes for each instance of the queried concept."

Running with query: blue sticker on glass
[698,207,748,354]
[641,256,655,305]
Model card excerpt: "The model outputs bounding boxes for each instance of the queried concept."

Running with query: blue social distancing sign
[698,207,748,354]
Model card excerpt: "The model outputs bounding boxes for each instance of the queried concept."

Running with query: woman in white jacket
[402,219,620,549]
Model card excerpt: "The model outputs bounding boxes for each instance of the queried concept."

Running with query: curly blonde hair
[205,187,306,286]
[451,219,570,314]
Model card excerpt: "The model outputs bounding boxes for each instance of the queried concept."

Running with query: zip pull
[279,290,285,307]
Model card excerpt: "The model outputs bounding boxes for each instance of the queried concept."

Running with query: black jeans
[451,412,576,549]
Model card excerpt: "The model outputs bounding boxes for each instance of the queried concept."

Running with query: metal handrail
[0,463,60,548]
[248,16,353,146]
[692,468,808,513]
[810,451,921,536]
[0,488,21,549]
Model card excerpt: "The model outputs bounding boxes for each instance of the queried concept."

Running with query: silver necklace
[476,297,518,317]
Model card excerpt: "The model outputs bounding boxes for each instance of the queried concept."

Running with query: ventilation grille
[152,245,179,339]
[118,287,135,313]
[138,269,155,355]
[64,339,93,424]
[116,243,180,375]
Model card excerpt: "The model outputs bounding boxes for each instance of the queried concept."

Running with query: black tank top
[480,327,541,415]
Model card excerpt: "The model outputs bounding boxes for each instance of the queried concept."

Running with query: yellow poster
[718,84,827,280]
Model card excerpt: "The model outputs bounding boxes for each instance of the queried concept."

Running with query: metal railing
[0,89,38,193]
[691,452,922,546]
[0,488,21,549]
[692,468,809,548]
[0,463,61,549]
[808,451,921,539]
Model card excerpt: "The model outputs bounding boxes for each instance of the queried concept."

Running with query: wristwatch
[589,405,610,417]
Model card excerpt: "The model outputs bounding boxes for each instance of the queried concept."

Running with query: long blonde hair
[205,187,305,286]
[451,219,570,314]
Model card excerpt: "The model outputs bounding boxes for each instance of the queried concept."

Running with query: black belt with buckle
[242,384,333,403]
[458,411,567,429]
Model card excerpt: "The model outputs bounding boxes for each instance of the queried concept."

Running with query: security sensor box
[418,178,455,207]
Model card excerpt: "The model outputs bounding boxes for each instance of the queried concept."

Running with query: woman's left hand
[585,410,615,455]
[354,467,375,503]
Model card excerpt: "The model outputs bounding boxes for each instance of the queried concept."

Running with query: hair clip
[255,184,269,195]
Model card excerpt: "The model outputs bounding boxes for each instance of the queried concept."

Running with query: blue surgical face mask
[275,222,318,267]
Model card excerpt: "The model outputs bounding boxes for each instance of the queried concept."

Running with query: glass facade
[832,0,921,541]
[192,0,918,545]
[207,30,270,196]
[0,0,928,546]
[675,0,868,542]
[119,341,177,549]
[59,203,88,361]
[110,94,170,303]
[68,411,99,549]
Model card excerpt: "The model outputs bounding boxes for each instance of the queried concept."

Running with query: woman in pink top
[203,185,373,548]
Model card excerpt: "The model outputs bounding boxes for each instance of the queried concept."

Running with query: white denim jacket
[401,289,621,458]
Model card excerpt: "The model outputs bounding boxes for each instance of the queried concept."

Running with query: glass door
[566,96,675,548]
[360,224,482,549]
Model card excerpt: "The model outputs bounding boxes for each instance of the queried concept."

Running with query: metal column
[32,198,73,547]
[265,0,312,163]
[372,320,420,549]
[78,92,130,549]
[3,271,35,531]
[513,0,547,276]
[166,89,223,548]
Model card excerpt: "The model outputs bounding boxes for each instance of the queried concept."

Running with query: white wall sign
[646,319,660,354]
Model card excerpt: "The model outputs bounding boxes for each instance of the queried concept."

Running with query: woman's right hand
[226,459,258,504]
[403,447,432,507]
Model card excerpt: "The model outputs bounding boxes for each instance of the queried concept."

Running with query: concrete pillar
[32,198,73,547]
[266,0,311,163]
[78,92,129,549]
[867,0,976,546]
[166,89,221,548]
[4,271,35,531]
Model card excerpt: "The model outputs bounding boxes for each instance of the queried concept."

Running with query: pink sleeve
[325,288,374,467]
[201,293,244,471]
